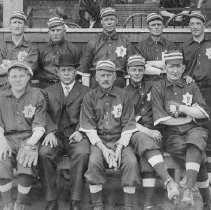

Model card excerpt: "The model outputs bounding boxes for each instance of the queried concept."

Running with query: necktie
[64,85,70,97]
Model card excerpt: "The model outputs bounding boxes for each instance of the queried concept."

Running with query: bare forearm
[26,129,45,145]
[161,117,191,126]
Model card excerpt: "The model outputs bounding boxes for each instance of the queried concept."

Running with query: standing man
[80,7,134,88]
[135,13,177,87]
[36,16,80,89]
[0,61,46,210]
[79,60,141,210]
[125,55,179,209]
[0,11,38,89]
[182,11,211,186]
[151,50,211,209]
[39,54,90,210]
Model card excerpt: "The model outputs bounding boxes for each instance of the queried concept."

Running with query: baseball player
[0,60,46,210]
[36,16,80,89]
[135,13,177,88]
[80,7,134,88]
[151,50,211,208]
[125,55,179,209]
[79,60,140,210]
[0,11,38,89]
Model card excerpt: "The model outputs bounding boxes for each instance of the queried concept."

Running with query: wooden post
[3,0,23,27]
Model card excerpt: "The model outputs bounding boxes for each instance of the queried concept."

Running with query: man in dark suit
[38,54,90,210]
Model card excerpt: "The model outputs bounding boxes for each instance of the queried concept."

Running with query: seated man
[0,61,46,210]
[0,11,38,89]
[38,54,90,210]
[151,50,211,208]
[79,60,141,210]
[124,55,179,209]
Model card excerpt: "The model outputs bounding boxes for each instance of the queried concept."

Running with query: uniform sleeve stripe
[32,127,45,133]
[154,116,173,126]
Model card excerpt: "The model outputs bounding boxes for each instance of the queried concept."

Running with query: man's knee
[88,148,103,169]
[38,145,54,160]
[0,159,13,179]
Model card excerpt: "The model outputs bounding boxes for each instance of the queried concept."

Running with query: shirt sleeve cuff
[32,127,45,134]
[79,128,102,145]
[118,129,137,147]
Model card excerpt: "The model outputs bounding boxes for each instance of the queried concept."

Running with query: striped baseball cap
[10,11,27,22]
[127,55,145,67]
[164,50,183,64]
[190,11,206,22]
[100,7,117,18]
[147,13,163,24]
[96,60,116,71]
[47,16,64,29]
[8,60,33,76]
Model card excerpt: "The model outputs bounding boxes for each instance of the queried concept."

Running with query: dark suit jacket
[44,81,90,135]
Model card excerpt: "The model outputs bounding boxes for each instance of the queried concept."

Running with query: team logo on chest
[182,92,193,106]
[18,51,28,61]
[111,104,122,118]
[115,46,126,58]
[205,48,211,59]
[22,104,36,118]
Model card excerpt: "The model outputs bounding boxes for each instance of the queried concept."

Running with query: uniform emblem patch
[147,92,151,101]
[18,51,28,61]
[22,104,36,118]
[182,92,193,106]
[111,104,122,118]
[205,48,211,59]
[115,46,126,58]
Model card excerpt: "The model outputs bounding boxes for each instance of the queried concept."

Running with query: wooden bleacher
[26,0,160,28]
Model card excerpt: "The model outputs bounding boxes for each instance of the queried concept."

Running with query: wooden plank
[1,28,211,44]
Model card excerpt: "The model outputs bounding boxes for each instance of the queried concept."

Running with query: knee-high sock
[142,172,156,208]
[196,163,211,204]
[186,145,202,188]
[0,179,13,203]
[89,185,103,207]
[123,187,136,207]
[16,174,32,204]
[145,150,171,182]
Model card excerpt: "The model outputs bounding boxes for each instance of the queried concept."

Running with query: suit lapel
[54,83,65,105]
[66,82,81,106]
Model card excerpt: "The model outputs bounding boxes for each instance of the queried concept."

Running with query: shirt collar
[61,81,75,94]
[6,36,29,47]
[148,35,165,46]
[166,78,185,88]
[5,84,31,97]
[187,34,210,45]
[97,85,118,98]
[102,30,118,40]
[49,38,65,47]
[129,79,144,89]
